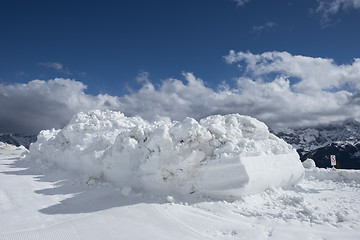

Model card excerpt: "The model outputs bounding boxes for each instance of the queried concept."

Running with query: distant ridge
[272,119,360,169]
[0,133,37,149]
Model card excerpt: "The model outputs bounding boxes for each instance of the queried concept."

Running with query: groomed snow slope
[1,145,359,240]
[25,110,304,199]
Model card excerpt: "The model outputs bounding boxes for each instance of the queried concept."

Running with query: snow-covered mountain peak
[272,119,360,169]
[272,119,360,151]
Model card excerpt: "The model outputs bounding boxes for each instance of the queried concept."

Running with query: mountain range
[272,119,360,169]
[0,133,37,149]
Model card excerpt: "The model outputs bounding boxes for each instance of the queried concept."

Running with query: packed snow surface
[1,143,359,239]
[25,110,304,199]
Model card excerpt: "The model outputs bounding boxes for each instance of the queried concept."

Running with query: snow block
[25,110,304,199]
[302,158,316,169]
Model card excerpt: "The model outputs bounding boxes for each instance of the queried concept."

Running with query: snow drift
[25,110,304,199]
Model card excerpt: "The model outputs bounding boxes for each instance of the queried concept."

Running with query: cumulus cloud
[119,73,219,122]
[225,50,360,92]
[315,0,360,26]
[2,51,360,133]
[118,70,359,129]
[37,62,71,75]
[223,50,360,126]
[0,79,120,133]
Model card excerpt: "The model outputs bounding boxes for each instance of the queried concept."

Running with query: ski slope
[1,143,360,240]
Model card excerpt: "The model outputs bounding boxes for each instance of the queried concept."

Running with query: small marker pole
[330,155,336,169]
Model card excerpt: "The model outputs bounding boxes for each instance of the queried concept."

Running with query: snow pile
[302,158,316,169]
[305,167,360,183]
[302,158,360,183]
[25,110,304,199]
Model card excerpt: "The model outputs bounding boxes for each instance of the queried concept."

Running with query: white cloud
[37,62,71,75]
[252,22,277,35]
[233,0,250,7]
[2,51,360,133]
[78,72,87,78]
[315,0,360,26]
[136,72,150,83]
[225,50,360,92]
[223,50,360,126]
[118,71,359,129]
[37,62,63,70]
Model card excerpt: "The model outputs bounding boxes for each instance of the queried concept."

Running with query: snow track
[154,205,216,240]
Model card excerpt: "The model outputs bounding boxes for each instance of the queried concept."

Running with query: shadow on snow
[1,156,205,215]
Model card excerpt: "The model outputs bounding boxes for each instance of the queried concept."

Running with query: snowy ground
[1,145,360,239]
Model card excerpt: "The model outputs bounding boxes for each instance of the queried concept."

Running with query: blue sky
[1,0,359,94]
[1,0,360,133]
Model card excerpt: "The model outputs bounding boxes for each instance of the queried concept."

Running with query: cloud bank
[0,79,120,133]
[1,51,360,133]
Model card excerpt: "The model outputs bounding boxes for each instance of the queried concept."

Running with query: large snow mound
[25,110,304,199]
